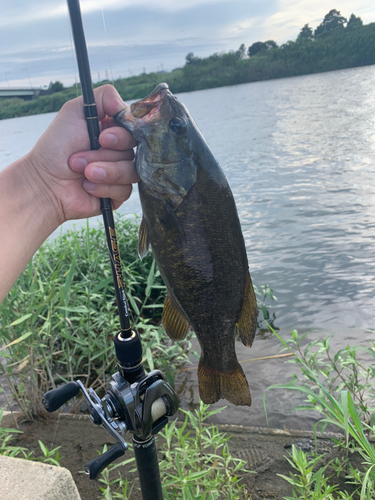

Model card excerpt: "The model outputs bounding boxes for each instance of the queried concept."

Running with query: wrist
[19,152,64,230]
[0,156,62,302]
[1,154,62,240]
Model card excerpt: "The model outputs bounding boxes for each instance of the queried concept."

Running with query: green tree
[265,40,278,50]
[248,41,267,56]
[49,81,64,93]
[297,24,314,42]
[280,40,296,50]
[235,43,247,59]
[185,52,200,65]
[347,13,363,30]
[314,9,347,37]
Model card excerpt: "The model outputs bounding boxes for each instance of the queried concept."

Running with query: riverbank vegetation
[266,329,375,499]
[3,325,375,499]
[0,9,374,120]
[98,403,252,499]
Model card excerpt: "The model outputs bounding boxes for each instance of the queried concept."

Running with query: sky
[1,0,375,89]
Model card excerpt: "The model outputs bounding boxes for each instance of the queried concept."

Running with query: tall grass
[0,215,192,418]
[265,329,375,499]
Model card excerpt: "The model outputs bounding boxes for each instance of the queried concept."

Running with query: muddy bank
[3,412,359,500]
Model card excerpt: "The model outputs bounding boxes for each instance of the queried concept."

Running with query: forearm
[0,155,60,303]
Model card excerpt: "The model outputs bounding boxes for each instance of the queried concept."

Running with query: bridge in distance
[0,87,42,100]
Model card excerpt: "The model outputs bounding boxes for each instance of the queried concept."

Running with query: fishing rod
[42,1,178,498]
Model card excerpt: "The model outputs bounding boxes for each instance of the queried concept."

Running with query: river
[1,65,375,429]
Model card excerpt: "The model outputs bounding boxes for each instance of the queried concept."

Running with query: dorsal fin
[138,216,150,260]
[236,273,258,348]
[162,294,190,341]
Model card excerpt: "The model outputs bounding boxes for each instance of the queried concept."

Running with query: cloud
[1,0,375,88]
[1,0,277,86]
[229,1,375,48]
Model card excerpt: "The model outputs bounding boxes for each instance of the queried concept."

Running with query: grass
[97,402,251,500]
[265,329,375,499]
[0,215,193,419]
[0,409,61,465]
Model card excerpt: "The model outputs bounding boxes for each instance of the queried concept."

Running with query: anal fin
[236,273,258,348]
[198,360,251,406]
[162,294,190,341]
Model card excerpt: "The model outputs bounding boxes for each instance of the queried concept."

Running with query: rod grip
[43,381,80,412]
[133,436,163,500]
[84,442,125,480]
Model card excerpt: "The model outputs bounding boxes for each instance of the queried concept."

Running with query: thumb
[94,84,126,120]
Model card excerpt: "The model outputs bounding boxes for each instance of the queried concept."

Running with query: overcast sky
[1,0,375,88]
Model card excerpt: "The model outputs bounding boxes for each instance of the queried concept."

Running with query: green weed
[98,444,136,500]
[0,215,192,418]
[266,329,375,499]
[160,402,251,499]
[97,402,251,500]
[253,284,278,330]
[0,409,62,466]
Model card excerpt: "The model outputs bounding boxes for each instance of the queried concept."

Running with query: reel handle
[84,442,126,479]
[43,381,80,412]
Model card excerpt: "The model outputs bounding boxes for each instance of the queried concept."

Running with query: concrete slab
[0,455,81,500]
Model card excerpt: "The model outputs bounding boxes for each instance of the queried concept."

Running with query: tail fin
[198,360,251,406]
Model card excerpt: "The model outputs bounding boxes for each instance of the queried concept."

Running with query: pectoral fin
[138,216,150,260]
[162,294,190,340]
[236,273,258,348]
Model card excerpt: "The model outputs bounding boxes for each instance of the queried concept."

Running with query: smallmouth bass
[115,83,257,406]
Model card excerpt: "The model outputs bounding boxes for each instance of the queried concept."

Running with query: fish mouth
[115,83,170,128]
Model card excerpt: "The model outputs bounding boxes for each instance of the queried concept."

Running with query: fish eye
[169,117,187,134]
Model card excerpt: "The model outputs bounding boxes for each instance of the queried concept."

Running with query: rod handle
[84,442,125,479]
[133,436,163,500]
[42,381,80,412]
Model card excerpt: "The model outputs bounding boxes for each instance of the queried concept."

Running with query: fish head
[115,83,191,158]
[115,83,197,200]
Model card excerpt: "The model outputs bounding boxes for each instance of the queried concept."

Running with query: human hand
[25,84,139,226]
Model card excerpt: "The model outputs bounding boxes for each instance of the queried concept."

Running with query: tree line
[0,9,374,120]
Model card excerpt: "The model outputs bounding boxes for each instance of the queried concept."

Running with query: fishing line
[100,5,115,86]
[66,13,79,98]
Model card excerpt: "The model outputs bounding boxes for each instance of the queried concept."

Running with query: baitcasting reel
[42,329,179,481]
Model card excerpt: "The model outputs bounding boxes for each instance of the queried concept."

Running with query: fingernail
[104,133,118,147]
[90,166,106,180]
[70,157,87,172]
[83,180,96,192]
